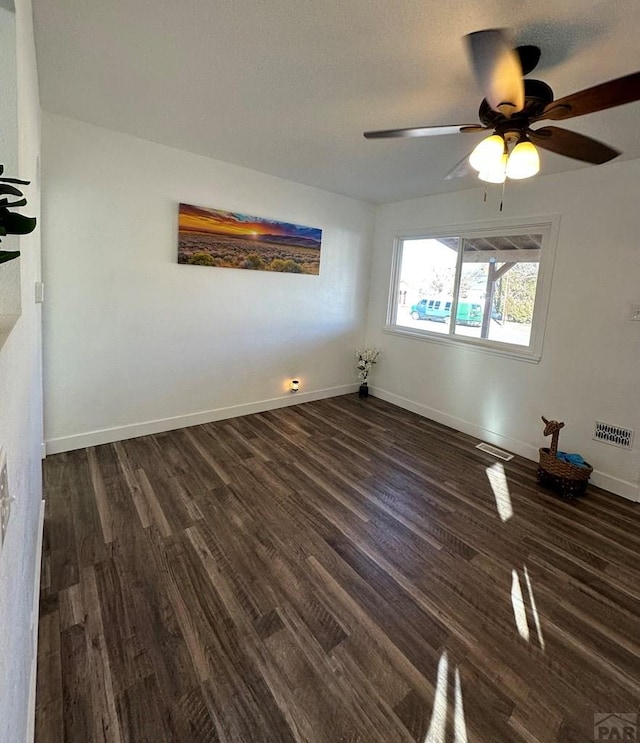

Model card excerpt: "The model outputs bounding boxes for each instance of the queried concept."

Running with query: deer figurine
[541,416,565,458]
[538,416,591,497]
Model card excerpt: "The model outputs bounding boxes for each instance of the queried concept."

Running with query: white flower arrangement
[355,348,380,384]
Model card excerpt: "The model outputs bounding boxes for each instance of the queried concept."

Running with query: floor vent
[475,442,514,461]
[593,421,634,449]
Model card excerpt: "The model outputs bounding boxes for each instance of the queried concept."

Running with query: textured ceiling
[32,0,640,203]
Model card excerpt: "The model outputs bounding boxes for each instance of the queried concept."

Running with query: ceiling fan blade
[466,29,524,116]
[536,71,640,121]
[364,124,485,139]
[528,126,620,164]
[444,152,475,180]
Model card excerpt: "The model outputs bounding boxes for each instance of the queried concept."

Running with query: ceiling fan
[364,29,640,183]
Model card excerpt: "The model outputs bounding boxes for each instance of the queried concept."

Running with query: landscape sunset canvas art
[178,203,322,274]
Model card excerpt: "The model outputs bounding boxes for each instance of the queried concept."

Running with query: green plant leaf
[0,185,23,197]
[0,250,20,265]
[2,212,36,235]
[0,177,30,185]
[0,197,27,209]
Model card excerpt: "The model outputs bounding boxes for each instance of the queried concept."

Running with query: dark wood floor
[36,395,640,742]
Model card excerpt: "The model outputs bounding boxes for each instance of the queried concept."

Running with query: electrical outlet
[0,447,12,550]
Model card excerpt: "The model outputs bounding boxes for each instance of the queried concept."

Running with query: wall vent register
[475,442,514,461]
[593,422,634,450]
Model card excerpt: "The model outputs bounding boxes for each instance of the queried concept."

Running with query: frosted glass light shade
[469,135,505,172]
[506,141,540,179]
[478,153,508,183]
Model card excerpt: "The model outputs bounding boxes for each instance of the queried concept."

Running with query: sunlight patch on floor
[511,567,546,649]
[486,462,513,522]
[454,666,469,743]
[424,652,448,742]
[511,569,530,641]
[524,565,546,650]
[423,652,469,743]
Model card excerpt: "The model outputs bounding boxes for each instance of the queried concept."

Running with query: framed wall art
[178,203,322,274]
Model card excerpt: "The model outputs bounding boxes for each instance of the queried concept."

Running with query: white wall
[40,87,640,503]
[0,1,43,742]
[366,159,640,500]
[42,115,374,452]
[0,0,20,324]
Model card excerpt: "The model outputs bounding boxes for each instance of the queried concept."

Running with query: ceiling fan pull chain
[499,179,507,212]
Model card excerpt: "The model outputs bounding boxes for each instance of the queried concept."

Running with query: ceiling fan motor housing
[479,79,555,128]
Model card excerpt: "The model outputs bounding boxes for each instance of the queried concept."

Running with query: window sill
[383,324,542,364]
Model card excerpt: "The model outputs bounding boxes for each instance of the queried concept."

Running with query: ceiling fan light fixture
[469,134,505,172]
[478,153,508,183]
[506,140,540,179]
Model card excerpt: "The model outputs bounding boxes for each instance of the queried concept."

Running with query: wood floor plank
[67,450,109,570]
[116,674,193,743]
[87,449,116,545]
[44,453,80,595]
[34,610,63,743]
[113,441,152,530]
[59,624,92,742]
[123,527,204,703]
[135,468,172,537]
[37,394,640,742]
[79,565,123,743]
[93,558,154,695]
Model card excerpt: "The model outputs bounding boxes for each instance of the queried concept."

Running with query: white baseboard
[43,383,639,502]
[371,387,639,502]
[588,472,639,502]
[26,499,46,743]
[45,384,359,455]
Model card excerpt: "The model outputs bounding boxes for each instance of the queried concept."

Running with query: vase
[358,383,369,398]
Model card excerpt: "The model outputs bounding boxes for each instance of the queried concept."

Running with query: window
[386,220,557,361]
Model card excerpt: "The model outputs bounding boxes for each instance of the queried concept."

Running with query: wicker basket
[537,447,593,498]
[537,417,593,499]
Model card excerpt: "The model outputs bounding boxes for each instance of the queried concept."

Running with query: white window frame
[385,216,560,363]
